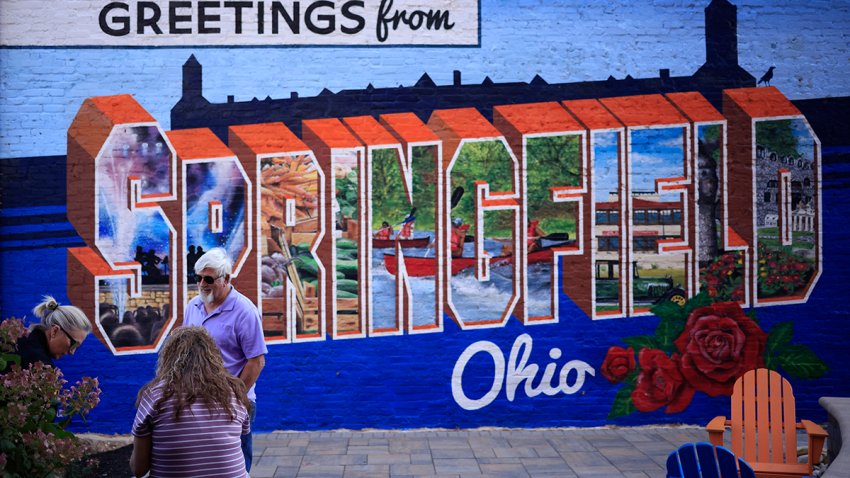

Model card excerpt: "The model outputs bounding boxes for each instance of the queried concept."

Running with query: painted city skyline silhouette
[173,0,755,140]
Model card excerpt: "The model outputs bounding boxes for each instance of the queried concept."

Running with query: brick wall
[1,0,849,434]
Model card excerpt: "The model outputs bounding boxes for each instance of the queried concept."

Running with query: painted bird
[758,66,775,86]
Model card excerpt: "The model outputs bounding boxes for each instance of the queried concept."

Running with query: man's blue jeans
[242,400,257,472]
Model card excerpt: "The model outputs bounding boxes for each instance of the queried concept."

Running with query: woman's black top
[9,328,55,370]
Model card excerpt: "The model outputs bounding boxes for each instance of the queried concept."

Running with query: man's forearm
[240,355,265,391]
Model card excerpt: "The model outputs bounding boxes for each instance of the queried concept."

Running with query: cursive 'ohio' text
[451,334,595,411]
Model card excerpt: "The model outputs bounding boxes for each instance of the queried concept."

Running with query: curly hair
[136,326,249,421]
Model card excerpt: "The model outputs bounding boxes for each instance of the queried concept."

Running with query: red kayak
[372,236,431,249]
[383,242,573,277]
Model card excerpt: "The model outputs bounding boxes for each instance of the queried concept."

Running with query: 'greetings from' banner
[0,0,479,46]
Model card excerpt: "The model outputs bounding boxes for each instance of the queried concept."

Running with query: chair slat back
[729,369,797,466]
[696,443,721,478]
[676,443,700,477]
[716,445,756,478]
[739,458,756,478]
[756,368,770,462]
[781,376,797,463]
[731,375,744,456]
[768,370,784,459]
[666,442,754,478]
[666,447,681,476]
[741,370,757,460]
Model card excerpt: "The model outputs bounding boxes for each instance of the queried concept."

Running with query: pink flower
[0,318,27,353]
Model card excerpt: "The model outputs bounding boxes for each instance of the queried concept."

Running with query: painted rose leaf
[608,376,637,420]
[601,291,827,418]
[764,321,793,370]
[653,315,684,353]
[776,344,829,379]
[622,336,662,352]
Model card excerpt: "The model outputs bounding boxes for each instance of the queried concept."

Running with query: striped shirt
[132,384,250,478]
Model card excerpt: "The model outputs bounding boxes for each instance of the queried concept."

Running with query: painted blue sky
[592,129,686,201]
[1,0,848,159]
[790,119,817,158]
[630,128,686,193]
[593,132,620,202]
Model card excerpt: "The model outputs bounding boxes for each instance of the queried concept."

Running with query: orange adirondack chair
[706,369,827,478]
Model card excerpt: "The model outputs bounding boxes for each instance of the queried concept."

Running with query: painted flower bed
[700,251,745,302]
[757,243,815,298]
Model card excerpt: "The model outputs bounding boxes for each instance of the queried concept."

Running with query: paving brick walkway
[250,426,708,478]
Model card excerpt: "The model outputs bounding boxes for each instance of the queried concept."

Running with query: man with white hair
[183,247,267,472]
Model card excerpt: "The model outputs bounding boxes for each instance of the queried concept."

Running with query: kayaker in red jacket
[374,221,393,240]
[527,220,546,252]
[451,218,470,258]
[399,215,415,239]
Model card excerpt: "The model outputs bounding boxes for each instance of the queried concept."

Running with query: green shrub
[0,318,101,478]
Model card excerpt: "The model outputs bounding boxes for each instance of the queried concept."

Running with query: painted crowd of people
[99,303,171,347]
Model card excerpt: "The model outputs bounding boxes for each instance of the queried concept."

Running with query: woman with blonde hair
[7,295,92,371]
[130,326,251,477]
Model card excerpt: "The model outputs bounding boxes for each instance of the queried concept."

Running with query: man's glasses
[58,326,80,351]
[194,274,221,285]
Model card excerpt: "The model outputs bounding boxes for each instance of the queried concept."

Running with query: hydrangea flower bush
[0,318,102,478]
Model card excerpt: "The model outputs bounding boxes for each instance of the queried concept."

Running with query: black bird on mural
[758,66,775,86]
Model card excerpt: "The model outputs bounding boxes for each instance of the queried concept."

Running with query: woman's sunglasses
[194,274,222,285]
[58,325,80,352]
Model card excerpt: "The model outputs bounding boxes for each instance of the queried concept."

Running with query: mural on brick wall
[1,0,848,433]
[64,85,829,415]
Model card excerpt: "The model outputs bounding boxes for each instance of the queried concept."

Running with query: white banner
[0,0,479,46]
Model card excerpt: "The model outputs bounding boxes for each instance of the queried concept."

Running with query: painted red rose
[601,346,636,383]
[631,349,694,414]
[674,302,767,397]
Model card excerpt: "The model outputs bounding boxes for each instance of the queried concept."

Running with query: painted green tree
[756,120,798,158]
[410,145,437,231]
[700,124,722,162]
[451,141,515,237]
[371,149,410,229]
[526,135,581,237]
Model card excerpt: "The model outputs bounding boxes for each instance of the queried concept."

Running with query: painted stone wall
[1,0,849,434]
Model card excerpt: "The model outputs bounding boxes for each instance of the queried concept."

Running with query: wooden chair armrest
[800,420,828,467]
[706,416,728,447]
[799,419,827,437]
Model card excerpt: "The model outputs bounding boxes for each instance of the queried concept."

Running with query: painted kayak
[383,240,575,277]
[372,236,432,249]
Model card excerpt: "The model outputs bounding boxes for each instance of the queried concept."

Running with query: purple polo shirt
[184,286,268,401]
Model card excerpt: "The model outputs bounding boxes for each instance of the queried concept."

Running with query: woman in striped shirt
[130,326,251,477]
